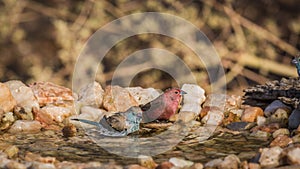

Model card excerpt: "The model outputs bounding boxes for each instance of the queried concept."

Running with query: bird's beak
[292,57,298,64]
[180,90,187,95]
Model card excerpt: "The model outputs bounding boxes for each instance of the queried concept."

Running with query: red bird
[141,88,186,123]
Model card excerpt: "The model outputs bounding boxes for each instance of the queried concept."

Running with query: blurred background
[0,0,299,95]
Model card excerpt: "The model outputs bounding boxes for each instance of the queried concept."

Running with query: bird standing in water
[73,88,186,136]
[292,56,300,77]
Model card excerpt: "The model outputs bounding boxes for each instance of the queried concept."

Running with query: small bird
[291,55,300,77]
[73,88,186,136]
[141,88,186,123]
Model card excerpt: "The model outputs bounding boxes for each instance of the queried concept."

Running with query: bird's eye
[175,91,179,94]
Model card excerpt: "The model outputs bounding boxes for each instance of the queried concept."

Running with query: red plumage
[141,88,186,123]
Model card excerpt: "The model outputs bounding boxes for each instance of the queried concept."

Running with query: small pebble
[169,157,194,168]
[287,147,300,165]
[264,100,291,117]
[241,107,264,123]
[259,146,282,168]
[62,124,77,137]
[138,155,157,169]
[270,135,293,148]
[272,128,290,138]
[289,109,300,130]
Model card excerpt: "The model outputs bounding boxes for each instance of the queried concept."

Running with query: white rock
[287,147,300,165]
[70,106,106,128]
[201,109,224,125]
[219,154,240,169]
[180,84,205,114]
[259,146,283,168]
[36,105,73,125]
[8,120,42,134]
[5,80,39,114]
[126,87,160,105]
[205,158,223,168]
[77,81,104,108]
[257,116,266,126]
[169,157,194,168]
[103,85,138,112]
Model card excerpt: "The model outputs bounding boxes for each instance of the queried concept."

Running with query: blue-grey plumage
[291,56,300,77]
[72,106,143,136]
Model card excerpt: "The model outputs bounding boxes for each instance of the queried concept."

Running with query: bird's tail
[72,118,101,127]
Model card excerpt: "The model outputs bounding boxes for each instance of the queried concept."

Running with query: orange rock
[0,83,16,112]
[156,161,174,169]
[241,107,264,122]
[270,135,293,148]
[103,85,138,112]
[29,81,75,107]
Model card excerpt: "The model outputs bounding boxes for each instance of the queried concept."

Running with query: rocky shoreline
[0,80,300,169]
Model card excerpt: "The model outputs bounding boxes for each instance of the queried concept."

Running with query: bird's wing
[140,95,164,111]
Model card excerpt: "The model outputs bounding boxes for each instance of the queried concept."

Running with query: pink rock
[241,107,264,122]
[29,82,75,107]
[77,81,104,108]
[0,83,16,112]
[103,85,138,112]
[8,120,42,134]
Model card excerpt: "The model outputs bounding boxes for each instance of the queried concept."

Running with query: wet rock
[257,116,266,126]
[218,154,240,169]
[226,122,255,131]
[77,81,104,108]
[250,130,270,139]
[126,87,160,106]
[5,80,39,117]
[126,164,148,169]
[36,105,73,126]
[0,83,17,113]
[4,145,19,158]
[29,81,75,107]
[264,100,291,117]
[138,155,157,169]
[251,123,281,133]
[269,108,289,126]
[169,157,194,168]
[259,146,283,168]
[201,107,224,125]
[103,85,138,112]
[24,152,56,163]
[241,107,264,123]
[204,158,223,168]
[287,147,300,165]
[156,161,174,169]
[270,135,293,148]
[8,120,42,134]
[180,84,206,115]
[272,128,290,138]
[62,123,77,137]
[288,109,300,130]
[6,161,26,169]
[0,112,16,130]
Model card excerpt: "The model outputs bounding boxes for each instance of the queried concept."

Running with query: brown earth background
[0,0,299,95]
